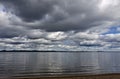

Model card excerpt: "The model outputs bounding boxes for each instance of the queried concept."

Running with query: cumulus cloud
[46,31,67,41]
[72,32,99,40]
[101,34,120,42]
[0,0,120,50]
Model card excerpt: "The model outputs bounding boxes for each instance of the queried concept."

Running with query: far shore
[0,50,119,52]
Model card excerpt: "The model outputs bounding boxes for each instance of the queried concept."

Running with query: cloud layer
[0,0,120,50]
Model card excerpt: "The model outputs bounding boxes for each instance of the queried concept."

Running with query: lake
[0,51,120,77]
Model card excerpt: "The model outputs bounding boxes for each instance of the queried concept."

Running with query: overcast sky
[0,0,120,51]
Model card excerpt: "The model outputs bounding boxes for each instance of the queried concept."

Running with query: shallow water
[0,51,120,77]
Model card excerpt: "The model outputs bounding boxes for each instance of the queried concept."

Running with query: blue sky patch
[103,26,120,35]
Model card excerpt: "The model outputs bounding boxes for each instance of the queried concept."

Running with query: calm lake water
[0,51,120,77]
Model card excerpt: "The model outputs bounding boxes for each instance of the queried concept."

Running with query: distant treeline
[0,50,106,52]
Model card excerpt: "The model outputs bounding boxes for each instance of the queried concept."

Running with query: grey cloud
[72,32,99,40]
[0,27,24,38]
[79,40,103,47]
[0,36,76,51]
[101,34,120,42]
[0,0,120,50]
[1,0,118,32]
[0,32,119,50]
[0,0,56,22]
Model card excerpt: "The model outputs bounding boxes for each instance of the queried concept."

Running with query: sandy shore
[10,73,120,79]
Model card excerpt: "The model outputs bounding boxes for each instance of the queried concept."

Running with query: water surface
[0,51,120,77]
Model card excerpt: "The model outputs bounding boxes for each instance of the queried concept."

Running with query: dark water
[0,51,120,77]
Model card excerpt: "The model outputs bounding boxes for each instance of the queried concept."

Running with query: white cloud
[102,34,120,42]
[46,31,67,41]
[0,5,10,26]
[72,32,99,40]
[98,0,119,11]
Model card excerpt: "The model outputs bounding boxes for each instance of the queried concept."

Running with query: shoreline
[12,73,120,79]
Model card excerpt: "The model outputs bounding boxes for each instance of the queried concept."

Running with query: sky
[0,0,120,51]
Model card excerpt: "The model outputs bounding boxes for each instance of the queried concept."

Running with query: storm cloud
[1,0,119,31]
[0,0,120,50]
